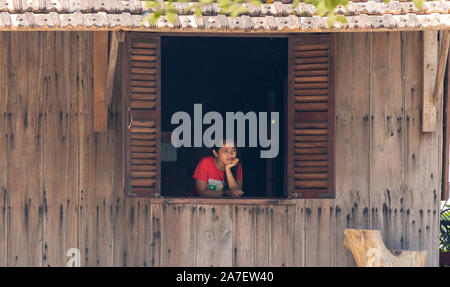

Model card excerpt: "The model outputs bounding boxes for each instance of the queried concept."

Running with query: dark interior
[161,36,287,197]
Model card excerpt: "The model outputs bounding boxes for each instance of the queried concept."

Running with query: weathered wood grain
[105,31,123,110]
[161,204,197,266]
[268,205,295,266]
[444,49,450,202]
[344,229,427,267]
[0,31,443,267]
[113,43,153,267]
[334,32,371,267]
[93,31,108,132]
[149,203,161,267]
[304,199,334,266]
[423,31,438,132]
[433,30,449,107]
[7,32,44,266]
[115,198,151,266]
[252,206,269,266]
[232,205,254,266]
[41,31,79,267]
[78,31,115,266]
[403,31,441,266]
[0,31,9,267]
[293,199,305,266]
[196,205,232,266]
[369,32,404,251]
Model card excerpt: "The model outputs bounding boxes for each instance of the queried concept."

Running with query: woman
[192,140,244,197]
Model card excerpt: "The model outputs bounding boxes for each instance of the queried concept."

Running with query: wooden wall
[0,31,441,267]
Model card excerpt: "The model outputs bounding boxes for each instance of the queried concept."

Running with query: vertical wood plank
[41,32,79,267]
[150,203,162,267]
[196,205,232,267]
[404,31,441,266]
[79,31,115,266]
[117,198,145,266]
[304,199,334,266]
[105,31,123,109]
[423,31,438,132]
[444,49,450,201]
[369,32,404,251]
[433,30,449,107]
[161,204,197,266]
[334,32,371,266]
[232,205,254,266]
[112,41,125,267]
[252,206,269,266]
[441,51,450,201]
[112,41,153,267]
[93,31,108,132]
[268,205,295,266]
[293,200,305,266]
[0,32,10,267]
[137,200,152,267]
[7,32,44,266]
[114,44,153,267]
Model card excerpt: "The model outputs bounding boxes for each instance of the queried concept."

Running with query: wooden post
[93,31,108,132]
[433,30,450,107]
[344,229,427,267]
[423,30,450,133]
[444,49,450,201]
[423,31,438,132]
[94,31,125,132]
[105,31,125,110]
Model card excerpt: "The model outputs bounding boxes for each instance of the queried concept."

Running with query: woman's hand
[225,158,239,169]
[228,189,244,197]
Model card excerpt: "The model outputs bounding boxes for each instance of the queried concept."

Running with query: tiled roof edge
[0,11,448,30]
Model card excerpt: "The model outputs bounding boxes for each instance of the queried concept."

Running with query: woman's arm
[225,161,243,197]
[225,168,241,190]
[195,179,224,197]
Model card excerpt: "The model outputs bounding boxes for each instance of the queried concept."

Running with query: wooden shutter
[122,32,161,197]
[287,34,335,199]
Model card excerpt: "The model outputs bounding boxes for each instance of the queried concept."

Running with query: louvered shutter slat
[288,35,335,199]
[123,33,161,197]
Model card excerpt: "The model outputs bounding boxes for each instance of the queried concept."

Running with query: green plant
[142,0,425,28]
[441,203,450,253]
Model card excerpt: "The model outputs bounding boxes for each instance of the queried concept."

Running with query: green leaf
[146,13,158,25]
[316,3,327,17]
[167,12,177,23]
[250,0,261,6]
[413,0,423,10]
[195,7,202,17]
[292,0,300,8]
[336,15,347,24]
[327,13,336,28]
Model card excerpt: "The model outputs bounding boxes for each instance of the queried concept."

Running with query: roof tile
[0,0,448,31]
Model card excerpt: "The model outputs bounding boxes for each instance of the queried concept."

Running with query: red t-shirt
[191,156,242,195]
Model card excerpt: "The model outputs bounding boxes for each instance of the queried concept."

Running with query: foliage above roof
[0,0,448,31]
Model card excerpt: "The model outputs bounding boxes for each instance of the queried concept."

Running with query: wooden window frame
[443,49,450,201]
[123,32,336,202]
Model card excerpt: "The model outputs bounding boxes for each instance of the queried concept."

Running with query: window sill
[145,197,296,205]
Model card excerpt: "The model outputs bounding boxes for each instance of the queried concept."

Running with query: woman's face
[214,142,237,165]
